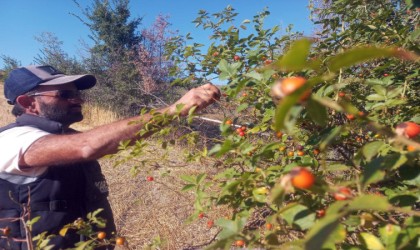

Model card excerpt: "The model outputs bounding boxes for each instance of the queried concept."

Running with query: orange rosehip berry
[207,220,214,228]
[346,114,355,121]
[334,187,352,200]
[316,209,326,218]
[291,167,315,189]
[396,122,420,139]
[115,237,125,245]
[264,59,273,65]
[2,227,11,236]
[280,76,311,102]
[97,231,106,240]
[235,240,245,247]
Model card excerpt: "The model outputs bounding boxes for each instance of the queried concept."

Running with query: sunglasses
[28,90,82,100]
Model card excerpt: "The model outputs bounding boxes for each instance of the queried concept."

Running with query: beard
[38,101,84,126]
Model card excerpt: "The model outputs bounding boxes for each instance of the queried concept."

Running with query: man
[0,65,220,249]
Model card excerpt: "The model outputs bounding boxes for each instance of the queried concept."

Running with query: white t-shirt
[0,126,50,176]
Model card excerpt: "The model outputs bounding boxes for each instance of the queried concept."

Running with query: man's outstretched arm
[19,83,221,168]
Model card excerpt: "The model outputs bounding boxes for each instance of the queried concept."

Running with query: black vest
[0,114,115,249]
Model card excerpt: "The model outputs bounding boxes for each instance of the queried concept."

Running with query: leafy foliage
[161,2,420,249]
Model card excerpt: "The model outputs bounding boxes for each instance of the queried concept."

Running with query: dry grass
[0,83,227,249]
[0,94,15,125]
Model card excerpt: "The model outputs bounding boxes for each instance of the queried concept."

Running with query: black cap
[4,65,96,105]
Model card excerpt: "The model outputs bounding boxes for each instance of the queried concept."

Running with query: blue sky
[0,0,315,68]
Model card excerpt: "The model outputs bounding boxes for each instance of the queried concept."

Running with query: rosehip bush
[164,1,420,249]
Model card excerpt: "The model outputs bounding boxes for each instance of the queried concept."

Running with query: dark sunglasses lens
[59,90,80,99]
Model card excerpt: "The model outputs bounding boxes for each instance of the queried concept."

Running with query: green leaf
[306,98,328,126]
[398,164,420,186]
[304,212,343,249]
[404,216,420,242]
[366,94,387,101]
[196,173,206,183]
[273,93,299,131]
[269,181,287,208]
[218,180,241,199]
[313,96,344,112]
[319,126,344,151]
[360,232,385,250]
[236,103,249,113]
[327,47,399,72]
[304,201,351,249]
[347,194,391,211]
[253,187,269,203]
[180,175,196,184]
[216,217,247,240]
[181,184,196,191]
[379,224,402,250]
[321,224,347,249]
[362,141,385,161]
[280,203,315,230]
[275,38,312,71]
[389,194,417,208]
[74,240,95,250]
[361,154,408,189]
[367,25,378,30]
[208,139,233,157]
[245,70,263,81]
[218,59,240,80]
[384,99,406,107]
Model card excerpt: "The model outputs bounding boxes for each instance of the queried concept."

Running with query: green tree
[34,32,85,74]
[0,55,21,80]
[73,0,143,115]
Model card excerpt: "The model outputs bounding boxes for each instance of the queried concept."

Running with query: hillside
[0,83,227,249]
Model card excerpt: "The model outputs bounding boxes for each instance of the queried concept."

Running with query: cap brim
[39,74,96,90]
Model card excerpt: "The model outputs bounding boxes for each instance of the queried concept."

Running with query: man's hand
[167,83,221,116]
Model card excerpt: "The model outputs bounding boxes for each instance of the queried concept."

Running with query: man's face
[31,83,84,126]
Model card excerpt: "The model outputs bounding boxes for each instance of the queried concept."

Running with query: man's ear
[16,95,37,113]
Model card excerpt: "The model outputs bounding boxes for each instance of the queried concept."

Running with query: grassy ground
[0,84,227,249]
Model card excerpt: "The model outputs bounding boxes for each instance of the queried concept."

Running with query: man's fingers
[198,83,221,101]
[175,83,221,116]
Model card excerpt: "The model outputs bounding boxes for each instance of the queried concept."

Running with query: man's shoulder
[0,125,51,140]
